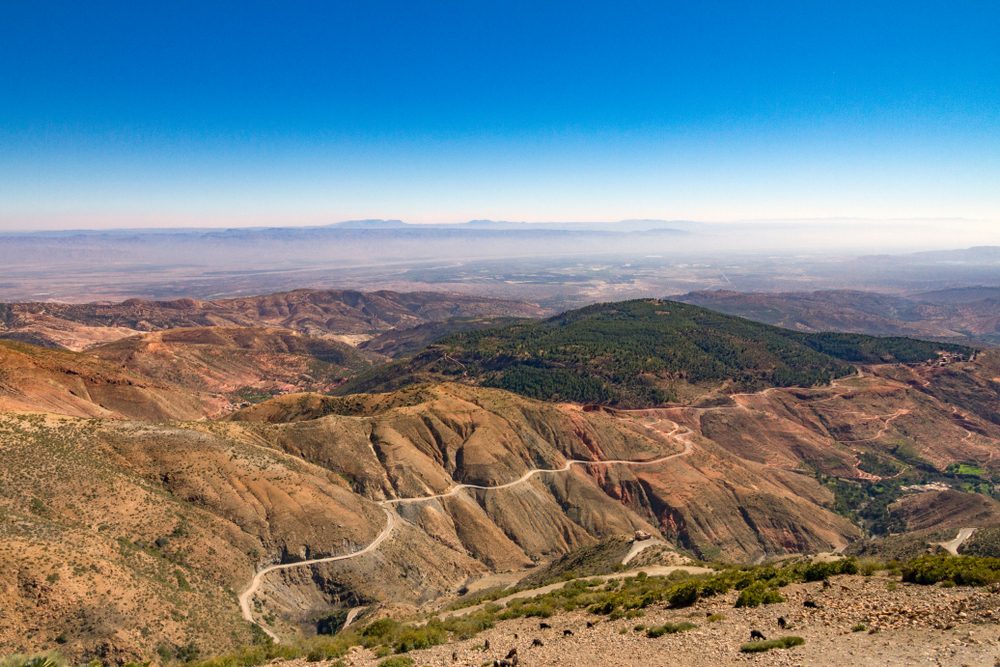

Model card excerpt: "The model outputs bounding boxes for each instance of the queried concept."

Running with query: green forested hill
[340,299,971,406]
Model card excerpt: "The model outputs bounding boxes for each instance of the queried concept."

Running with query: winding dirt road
[239,421,695,640]
[937,527,977,556]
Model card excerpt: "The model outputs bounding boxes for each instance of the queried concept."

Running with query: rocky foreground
[289,575,1000,667]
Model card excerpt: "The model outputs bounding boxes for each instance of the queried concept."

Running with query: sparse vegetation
[958,527,1000,558]
[376,657,414,667]
[900,554,1000,586]
[740,636,805,653]
[645,621,696,637]
[734,581,784,608]
[0,654,64,667]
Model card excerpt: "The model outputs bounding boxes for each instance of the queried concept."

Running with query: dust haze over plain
[1,217,998,304]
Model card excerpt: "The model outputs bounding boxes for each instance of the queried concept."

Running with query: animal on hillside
[505,648,518,660]
[822,579,832,589]
[750,630,767,641]
[803,599,820,609]
[563,629,574,637]
[493,660,513,667]
[532,638,545,648]
[539,621,552,629]
[777,616,787,629]
[484,638,491,650]
[451,651,457,662]
[586,621,595,628]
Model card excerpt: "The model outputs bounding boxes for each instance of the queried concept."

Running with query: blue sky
[1,1,998,230]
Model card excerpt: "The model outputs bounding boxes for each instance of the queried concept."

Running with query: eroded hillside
[0,296,997,663]
[0,290,544,351]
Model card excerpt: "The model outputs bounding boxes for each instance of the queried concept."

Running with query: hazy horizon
[3,2,999,231]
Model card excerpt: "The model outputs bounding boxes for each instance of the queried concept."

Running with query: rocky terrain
[677,289,1000,346]
[310,573,1000,666]
[0,291,997,664]
[0,290,544,351]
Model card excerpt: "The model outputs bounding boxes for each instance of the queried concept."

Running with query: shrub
[362,618,402,641]
[734,581,784,608]
[706,613,726,623]
[851,623,867,632]
[900,554,1000,586]
[392,624,447,653]
[858,559,881,576]
[645,622,696,638]
[802,558,858,582]
[667,582,700,608]
[181,643,299,667]
[740,636,805,653]
[377,657,414,667]
[303,634,359,663]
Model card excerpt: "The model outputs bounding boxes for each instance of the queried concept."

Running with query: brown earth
[315,574,1000,667]
[677,289,1000,345]
[0,318,998,662]
[0,340,219,420]
[0,289,543,351]
[89,326,373,402]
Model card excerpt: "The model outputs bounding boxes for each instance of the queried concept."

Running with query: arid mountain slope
[0,413,386,663]
[2,365,997,659]
[89,326,373,403]
[1,295,997,663]
[677,289,1000,344]
[0,340,217,420]
[0,290,544,351]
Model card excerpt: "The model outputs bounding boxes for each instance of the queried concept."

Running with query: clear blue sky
[1,1,998,229]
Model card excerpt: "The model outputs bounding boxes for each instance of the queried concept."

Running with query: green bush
[740,636,805,653]
[186,643,299,667]
[645,622,696,638]
[362,618,402,641]
[734,581,784,608]
[377,657,414,667]
[900,554,1000,586]
[802,558,858,582]
[304,634,358,663]
[667,582,700,608]
[392,623,448,653]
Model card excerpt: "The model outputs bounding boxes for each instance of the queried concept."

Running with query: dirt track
[239,420,696,640]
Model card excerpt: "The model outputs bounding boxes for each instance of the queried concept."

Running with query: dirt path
[936,527,976,556]
[835,408,911,444]
[239,421,695,640]
[621,537,665,565]
[342,606,365,629]
[387,425,691,506]
[238,506,396,642]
